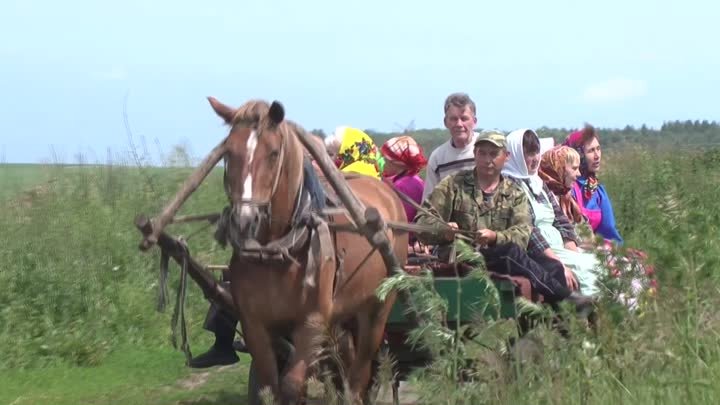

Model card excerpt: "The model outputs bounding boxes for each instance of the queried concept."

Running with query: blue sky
[1,0,718,163]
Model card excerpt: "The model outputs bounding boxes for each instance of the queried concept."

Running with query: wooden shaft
[140,138,227,251]
[135,214,239,318]
[288,122,418,324]
[289,121,405,272]
[170,213,222,225]
[289,122,369,229]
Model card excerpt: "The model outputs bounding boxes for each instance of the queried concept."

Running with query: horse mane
[231,99,271,127]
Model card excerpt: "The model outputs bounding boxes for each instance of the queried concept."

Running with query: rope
[183,220,216,242]
[169,238,193,365]
[384,180,476,243]
[157,250,170,312]
[156,217,215,364]
[327,220,475,243]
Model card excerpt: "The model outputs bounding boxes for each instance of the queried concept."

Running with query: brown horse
[207,96,409,405]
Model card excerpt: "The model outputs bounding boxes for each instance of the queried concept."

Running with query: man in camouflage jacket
[413,166,532,248]
[415,131,591,306]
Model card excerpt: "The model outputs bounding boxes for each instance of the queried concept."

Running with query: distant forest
[311,120,720,154]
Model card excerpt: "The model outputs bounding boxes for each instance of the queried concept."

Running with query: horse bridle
[223,123,287,228]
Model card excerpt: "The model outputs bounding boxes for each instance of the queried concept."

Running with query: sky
[1,0,718,164]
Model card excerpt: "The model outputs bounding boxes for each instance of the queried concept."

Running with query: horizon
[3,119,718,168]
[2,0,718,164]
[1,115,718,166]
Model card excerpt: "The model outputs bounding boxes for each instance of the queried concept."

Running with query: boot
[188,336,239,368]
[189,313,239,368]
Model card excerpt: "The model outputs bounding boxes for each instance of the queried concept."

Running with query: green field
[2,143,720,405]
[0,164,57,202]
[1,346,250,405]
[0,163,242,405]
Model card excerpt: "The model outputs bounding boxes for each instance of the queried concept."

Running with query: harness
[216,124,335,288]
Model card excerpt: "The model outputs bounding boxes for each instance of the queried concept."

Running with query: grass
[385,147,720,405]
[0,160,243,404]
[0,346,251,405]
[2,144,720,404]
[0,164,56,201]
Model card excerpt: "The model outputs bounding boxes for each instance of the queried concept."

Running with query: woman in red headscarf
[561,124,629,246]
[380,135,428,223]
[559,125,657,305]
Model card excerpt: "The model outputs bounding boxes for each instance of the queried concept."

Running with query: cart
[133,109,542,405]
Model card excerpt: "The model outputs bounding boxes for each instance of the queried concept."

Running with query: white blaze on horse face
[240,130,258,217]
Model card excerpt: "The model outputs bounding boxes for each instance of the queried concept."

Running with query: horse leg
[245,324,282,402]
[280,314,324,405]
[348,299,395,405]
[336,325,356,394]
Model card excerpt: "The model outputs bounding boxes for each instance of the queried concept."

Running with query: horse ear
[207,96,235,124]
[268,101,285,125]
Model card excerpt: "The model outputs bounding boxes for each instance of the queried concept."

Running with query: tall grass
[0,163,56,202]
[370,146,720,405]
[0,150,229,369]
[2,145,720,404]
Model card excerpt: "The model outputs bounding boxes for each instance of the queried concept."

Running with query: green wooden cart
[381,258,532,386]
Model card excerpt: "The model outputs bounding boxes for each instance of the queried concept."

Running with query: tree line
[311,119,720,154]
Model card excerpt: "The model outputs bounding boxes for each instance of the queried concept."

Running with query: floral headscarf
[539,146,585,223]
[562,125,599,200]
[325,126,380,178]
[380,135,428,176]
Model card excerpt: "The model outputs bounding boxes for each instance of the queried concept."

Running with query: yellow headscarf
[327,126,380,178]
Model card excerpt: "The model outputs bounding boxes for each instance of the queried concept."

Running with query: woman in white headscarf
[502,128,603,297]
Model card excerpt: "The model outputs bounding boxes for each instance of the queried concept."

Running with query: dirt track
[303,382,418,405]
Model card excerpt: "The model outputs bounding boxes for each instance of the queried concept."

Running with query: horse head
[208,97,305,246]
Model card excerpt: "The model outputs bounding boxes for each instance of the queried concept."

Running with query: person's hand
[475,229,497,247]
[411,241,432,255]
[564,240,579,251]
[444,222,459,241]
[564,266,579,291]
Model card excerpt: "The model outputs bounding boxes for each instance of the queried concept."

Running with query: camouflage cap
[474,129,507,149]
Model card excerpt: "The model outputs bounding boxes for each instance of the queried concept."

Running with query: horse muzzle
[231,202,268,241]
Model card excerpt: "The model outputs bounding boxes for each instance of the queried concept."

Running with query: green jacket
[413,170,533,248]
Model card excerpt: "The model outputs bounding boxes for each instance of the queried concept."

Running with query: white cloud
[91,66,128,81]
[581,78,648,103]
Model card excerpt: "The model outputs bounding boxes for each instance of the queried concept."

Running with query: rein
[325,216,475,241]
[384,181,476,242]
[266,124,287,218]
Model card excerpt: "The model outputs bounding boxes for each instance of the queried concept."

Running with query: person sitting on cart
[422,92,481,200]
[379,135,427,223]
[324,126,383,178]
[413,130,594,309]
[502,128,602,297]
[379,134,429,253]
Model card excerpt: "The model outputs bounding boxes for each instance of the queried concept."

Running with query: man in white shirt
[422,92,481,200]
